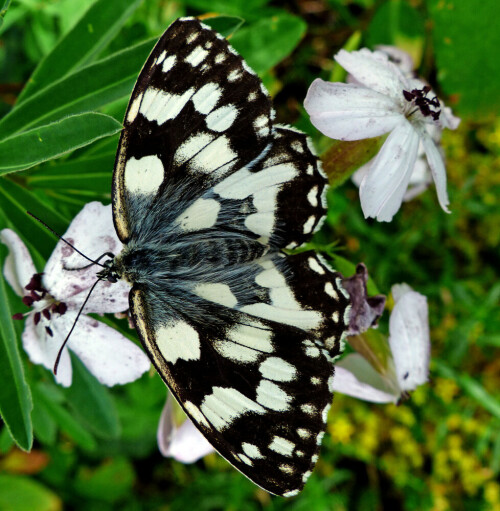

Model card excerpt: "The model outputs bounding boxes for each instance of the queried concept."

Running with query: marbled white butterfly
[103,17,351,497]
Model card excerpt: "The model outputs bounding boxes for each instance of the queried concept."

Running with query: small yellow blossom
[328,416,355,444]
[435,378,459,403]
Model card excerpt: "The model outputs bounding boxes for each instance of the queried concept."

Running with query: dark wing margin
[112,17,274,243]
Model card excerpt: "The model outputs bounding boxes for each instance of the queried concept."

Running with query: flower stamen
[403,87,441,121]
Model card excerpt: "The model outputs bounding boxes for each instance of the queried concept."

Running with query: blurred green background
[0,0,499,510]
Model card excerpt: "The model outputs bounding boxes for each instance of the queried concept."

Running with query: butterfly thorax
[112,235,270,287]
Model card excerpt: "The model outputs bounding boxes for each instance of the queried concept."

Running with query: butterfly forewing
[112,17,351,497]
[113,18,273,243]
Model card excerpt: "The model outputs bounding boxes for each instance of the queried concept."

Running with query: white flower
[1,202,150,387]
[304,48,460,221]
[157,394,214,463]
[331,284,430,403]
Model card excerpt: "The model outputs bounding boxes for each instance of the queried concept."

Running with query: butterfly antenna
[27,211,107,268]
[53,277,103,375]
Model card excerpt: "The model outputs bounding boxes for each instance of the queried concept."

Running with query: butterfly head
[97,257,121,283]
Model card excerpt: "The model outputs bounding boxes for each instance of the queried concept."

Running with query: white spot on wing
[303,215,316,234]
[308,257,325,274]
[185,45,209,66]
[175,198,220,232]
[126,92,144,123]
[140,87,194,124]
[259,357,296,382]
[190,136,237,177]
[307,186,318,207]
[269,436,295,456]
[201,387,265,430]
[192,82,221,114]
[214,53,226,64]
[213,340,260,363]
[256,379,291,411]
[124,155,163,194]
[253,115,269,137]
[227,68,242,82]
[162,55,176,73]
[184,401,210,429]
[241,303,322,330]
[156,51,167,65]
[227,321,273,353]
[194,283,237,308]
[214,163,298,200]
[205,105,238,132]
[174,132,214,165]
[324,282,339,300]
[242,442,264,459]
[297,428,311,439]
[156,320,200,364]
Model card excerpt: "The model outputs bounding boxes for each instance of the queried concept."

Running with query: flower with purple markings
[304,47,460,221]
[1,202,150,387]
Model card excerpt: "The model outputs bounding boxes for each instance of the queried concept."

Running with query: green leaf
[0,475,61,511]
[202,16,245,38]
[34,383,97,450]
[0,0,10,29]
[230,14,307,74]
[0,39,155,140]
[22,153,114,194]
[0,263,33,452]
[17,0,142,104]
[63,356,120,440]
[428,0,500,118]
[0,113,122,174]
[0,177,69,260]
[434,360,500,419]
[73,458,135,502]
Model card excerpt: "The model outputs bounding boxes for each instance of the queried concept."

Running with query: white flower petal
[1,229,37,296]
[332,354,398,403]
[375,46,414,74]
[335,49,409,101]
[441,106,461,130]
[420,130,450,213]
[158,394,214,462]
[389,286,430,392]
[360,120,420,221]
[67,314,150,386]
[304,80,402,140]
[22,315,73,386]
[44,202,130,313]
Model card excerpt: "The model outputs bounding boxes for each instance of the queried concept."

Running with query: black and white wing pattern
[111,17,351,497]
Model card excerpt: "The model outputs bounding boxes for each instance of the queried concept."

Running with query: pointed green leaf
[17,0,142,104]
[230,14,307,74]
[63,355,120,439]
[34,383,97,450]
[0,475,61,511]
[0,265,33,451]
[0,113,121,174]
[0,40,154,140]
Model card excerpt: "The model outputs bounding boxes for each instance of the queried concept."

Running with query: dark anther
[42,308,51,320]
[12,313,24,320]
[34,312,41,325]
[30,290,43,301]
[45,326,54,337]
[57,302,68,315]
[22,296,34,307]
[403,87,441,120]
[25,273,43,291]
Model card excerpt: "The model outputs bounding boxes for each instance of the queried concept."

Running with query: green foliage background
[0,0,498,510]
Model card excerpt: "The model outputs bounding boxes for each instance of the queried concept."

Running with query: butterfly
[104,17,351,497]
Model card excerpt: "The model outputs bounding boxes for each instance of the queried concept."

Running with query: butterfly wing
[113,17,273,244]
[112,17,351,496]
[129,251,349,497]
